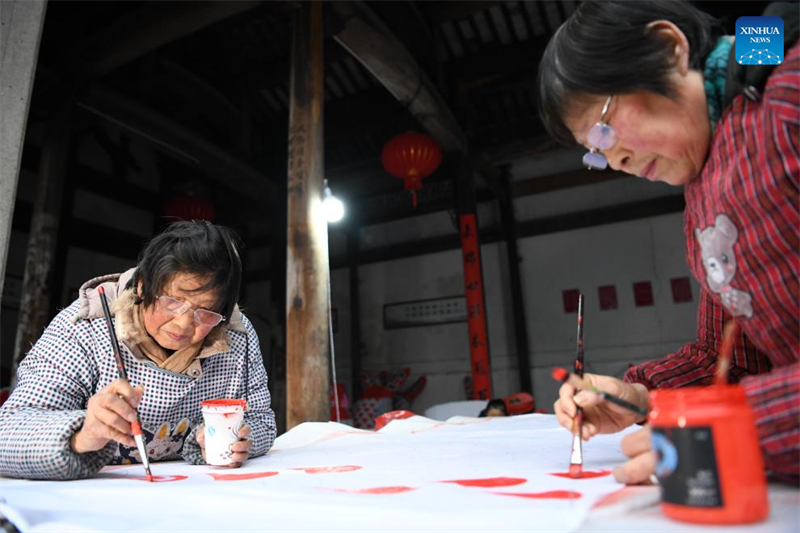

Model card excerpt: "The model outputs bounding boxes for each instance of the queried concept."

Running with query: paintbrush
[98,286,153,482]
[569,294,585,479]
[714,320,740,386]
[551,367,649,418]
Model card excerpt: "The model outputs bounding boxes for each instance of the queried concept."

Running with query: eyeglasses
[582,96,617,171]
[156,295,225,327]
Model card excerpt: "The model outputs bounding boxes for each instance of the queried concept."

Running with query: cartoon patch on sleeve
[115,418,193,464]
[695,214,753,318]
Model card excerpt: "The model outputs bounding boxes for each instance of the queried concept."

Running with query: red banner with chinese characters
[459,213,492,400]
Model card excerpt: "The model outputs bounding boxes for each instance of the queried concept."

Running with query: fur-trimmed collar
[71,268,246,364]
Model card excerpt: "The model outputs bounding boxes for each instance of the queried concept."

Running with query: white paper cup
[200,399,247,466]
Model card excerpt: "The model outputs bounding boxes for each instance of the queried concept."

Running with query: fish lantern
[380,131,442,208]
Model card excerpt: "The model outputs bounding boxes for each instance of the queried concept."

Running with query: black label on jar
[652,426,723,508]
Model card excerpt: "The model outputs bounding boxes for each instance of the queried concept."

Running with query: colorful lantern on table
[380,131,442,208]
[164,194,217,222]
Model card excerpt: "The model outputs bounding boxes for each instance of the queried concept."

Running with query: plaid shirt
[626,43,799,482]
[0,285,277,480]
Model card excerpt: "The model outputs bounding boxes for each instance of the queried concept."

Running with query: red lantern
[380,131,442,208]
[164,193,217,222]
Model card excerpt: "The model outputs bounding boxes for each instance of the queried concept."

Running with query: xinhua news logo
[735,16,784,65]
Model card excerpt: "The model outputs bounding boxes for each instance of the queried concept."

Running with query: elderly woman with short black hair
[0,221,276,479]
[540,1,798,484]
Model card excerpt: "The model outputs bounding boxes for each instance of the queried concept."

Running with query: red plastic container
[648,385,768,524]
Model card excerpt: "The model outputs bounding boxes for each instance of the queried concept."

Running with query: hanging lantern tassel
[408,170,421,208]
[381,131,442,208]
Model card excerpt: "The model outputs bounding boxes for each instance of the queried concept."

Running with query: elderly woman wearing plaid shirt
[0,221,277,479]
[541,1,798,484]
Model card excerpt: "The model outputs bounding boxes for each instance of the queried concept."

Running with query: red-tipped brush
[98,286,153,482]
[569,294,585,479]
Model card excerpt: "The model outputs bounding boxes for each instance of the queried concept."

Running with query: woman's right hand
[553,373,649,440]
[70,379,144,453]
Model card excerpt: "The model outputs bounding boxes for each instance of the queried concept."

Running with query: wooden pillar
[285,1,328,429]
[0,0,46,307]
[12,101,73,377]
[454,154,492,400]
[347,224,361,402]
[499,170,532,393]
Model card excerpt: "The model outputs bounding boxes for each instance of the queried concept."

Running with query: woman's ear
[135,280,144,304]
[646,20,691,76]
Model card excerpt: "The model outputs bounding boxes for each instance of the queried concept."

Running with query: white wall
[330,184,699,416]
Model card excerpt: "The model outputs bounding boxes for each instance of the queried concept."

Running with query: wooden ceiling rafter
[420,1,509,24]
[64,1,261,81]
[512,1,536,41]
[331,1,468,152]
[78,85,277,202]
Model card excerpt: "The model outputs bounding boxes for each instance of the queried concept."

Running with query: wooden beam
[325,167,629,230]
[245,39,355,92]
[329,2,513,201]
[330,195,686,269]
[477,130,562,166]
[67,1,260,80]
[152,57,242,144]
[22,143,158,208]
[498,170,532,394]
[77,85,276,202]
[331,1,467,153]
[0,0,46,308]
[285,2,329,429]
[13,102,73,373]
[512,169,628,197]
[10,200,145,261]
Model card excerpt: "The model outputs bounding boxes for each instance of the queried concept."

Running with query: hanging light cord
[322,186,341,423]
[328,270,340,423]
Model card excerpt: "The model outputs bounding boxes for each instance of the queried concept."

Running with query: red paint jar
[648,385,768,524]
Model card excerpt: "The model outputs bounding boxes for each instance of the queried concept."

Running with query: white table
[1,415,797,532]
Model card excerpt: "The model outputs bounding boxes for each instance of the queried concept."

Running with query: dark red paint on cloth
[374,410,415,430]
[549,469,611,480]
[494,490,583,500]
[208,471,279,481]
[291,466,362,474]
[328,486,417,494]
[441,477,527,488]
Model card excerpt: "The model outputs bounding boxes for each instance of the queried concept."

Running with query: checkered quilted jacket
[0,270,277,480]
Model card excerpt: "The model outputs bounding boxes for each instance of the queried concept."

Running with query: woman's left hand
[613,426,658,484]
[196,424,252,468]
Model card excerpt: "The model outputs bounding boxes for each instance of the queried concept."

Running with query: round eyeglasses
[582,96,617,171]
[156,295,225,327]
